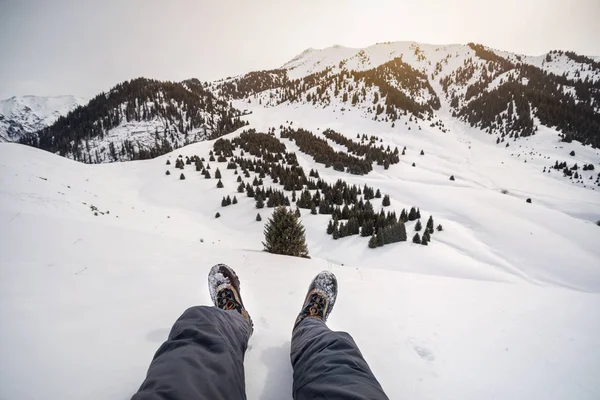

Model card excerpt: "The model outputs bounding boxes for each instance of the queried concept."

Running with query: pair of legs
[132,265,388,399]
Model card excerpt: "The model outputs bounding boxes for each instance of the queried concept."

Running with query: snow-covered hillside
[0,95,86,142]
[1,89,600,399]
[17,78,247,163]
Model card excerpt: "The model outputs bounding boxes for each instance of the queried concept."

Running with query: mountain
[212,41,600,147]
[0,95,86,142]
[19,78,247,163]
[14,42,600,165]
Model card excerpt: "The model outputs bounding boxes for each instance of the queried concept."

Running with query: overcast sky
[1,0,599,99]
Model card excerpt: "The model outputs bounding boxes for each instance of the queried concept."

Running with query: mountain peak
[0,95,87,142]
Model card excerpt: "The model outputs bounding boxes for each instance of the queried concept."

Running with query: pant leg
[291,317,388,400]
[132,305,251,400]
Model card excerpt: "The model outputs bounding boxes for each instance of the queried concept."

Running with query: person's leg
[132,306,251,400]
[132,264,253,400]
[290,271,388,400]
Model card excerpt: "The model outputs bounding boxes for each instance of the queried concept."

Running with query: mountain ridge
[10,41,600,163]
[0,94,87,142]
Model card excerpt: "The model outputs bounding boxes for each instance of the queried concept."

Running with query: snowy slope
[0,95,86,142]
[2,87,600,399]
[283,41,600,83]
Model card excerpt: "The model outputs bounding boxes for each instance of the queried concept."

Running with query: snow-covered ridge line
[0,95,87,142]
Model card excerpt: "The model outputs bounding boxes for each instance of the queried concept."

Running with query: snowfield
[1,97,600,399]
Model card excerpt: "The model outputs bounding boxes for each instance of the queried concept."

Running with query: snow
[2,80,600,400]
[491,49,600,83]
[0,95,86,142]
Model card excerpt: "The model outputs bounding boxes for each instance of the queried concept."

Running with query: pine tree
[449,175,455,181]
[376,228,385,247]
[437,224,443,232]
[420,230,430,245]
[423,230,431,243]
[426,215,434,234]
[215,212,221,218]
[165,170,170,175]
[256,197,264,209]
[412,233,421,244]
[368,234,378,249]
[311,205,317,215]
[420,149,425,155]
[180,173,186,180]
[375,189,382,198]
[226,195,232,206]
[237,183,245,193]
[166,159,171,165]
[232,196,238,204]
[237,175,242,182]
[408,207,417,221]
[332,219,340,239]
[205,170,211,179]
[217,179,224,188]
[221,197,228,207]
[295,207,301,218]
[382,194,391,207]
[262,207,309,258]
[256,213,262,221]
[215,168,222,179]
[326,220,334,235]
[400,208,408,222]
[415,219,422,231]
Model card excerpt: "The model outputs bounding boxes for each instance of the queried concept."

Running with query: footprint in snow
[409,338,435,362]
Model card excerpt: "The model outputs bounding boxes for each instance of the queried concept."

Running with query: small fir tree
[382,195,391,207]
[368,234,378,248]
[180,173,186,180]
[215,212,221,218]
[256,213,262,222]
[412,233,421,244]
[262,207,309,258]
[217,179,224,188]
[426,216,434,234]
[232,196,238,204]
[376,228,385,247]
[415,219,422,231]
[166,170,170,175]
[215,168,222,179]
[326,220,334,235]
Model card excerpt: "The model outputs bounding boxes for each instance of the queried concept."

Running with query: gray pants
[132,306,388,400]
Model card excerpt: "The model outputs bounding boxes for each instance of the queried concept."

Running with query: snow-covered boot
[208,263,253,334]
[294,270,338,329]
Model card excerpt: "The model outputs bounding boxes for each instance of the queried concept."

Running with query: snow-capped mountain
[215,42,600,149]
[0,95,86,142]
[15,42,600,165]
[19,78,247,163]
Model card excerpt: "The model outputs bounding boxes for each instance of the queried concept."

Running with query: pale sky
[1,0,599,100]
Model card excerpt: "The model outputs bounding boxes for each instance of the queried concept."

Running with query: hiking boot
[294,270,338,329]
[208,263,253,334]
